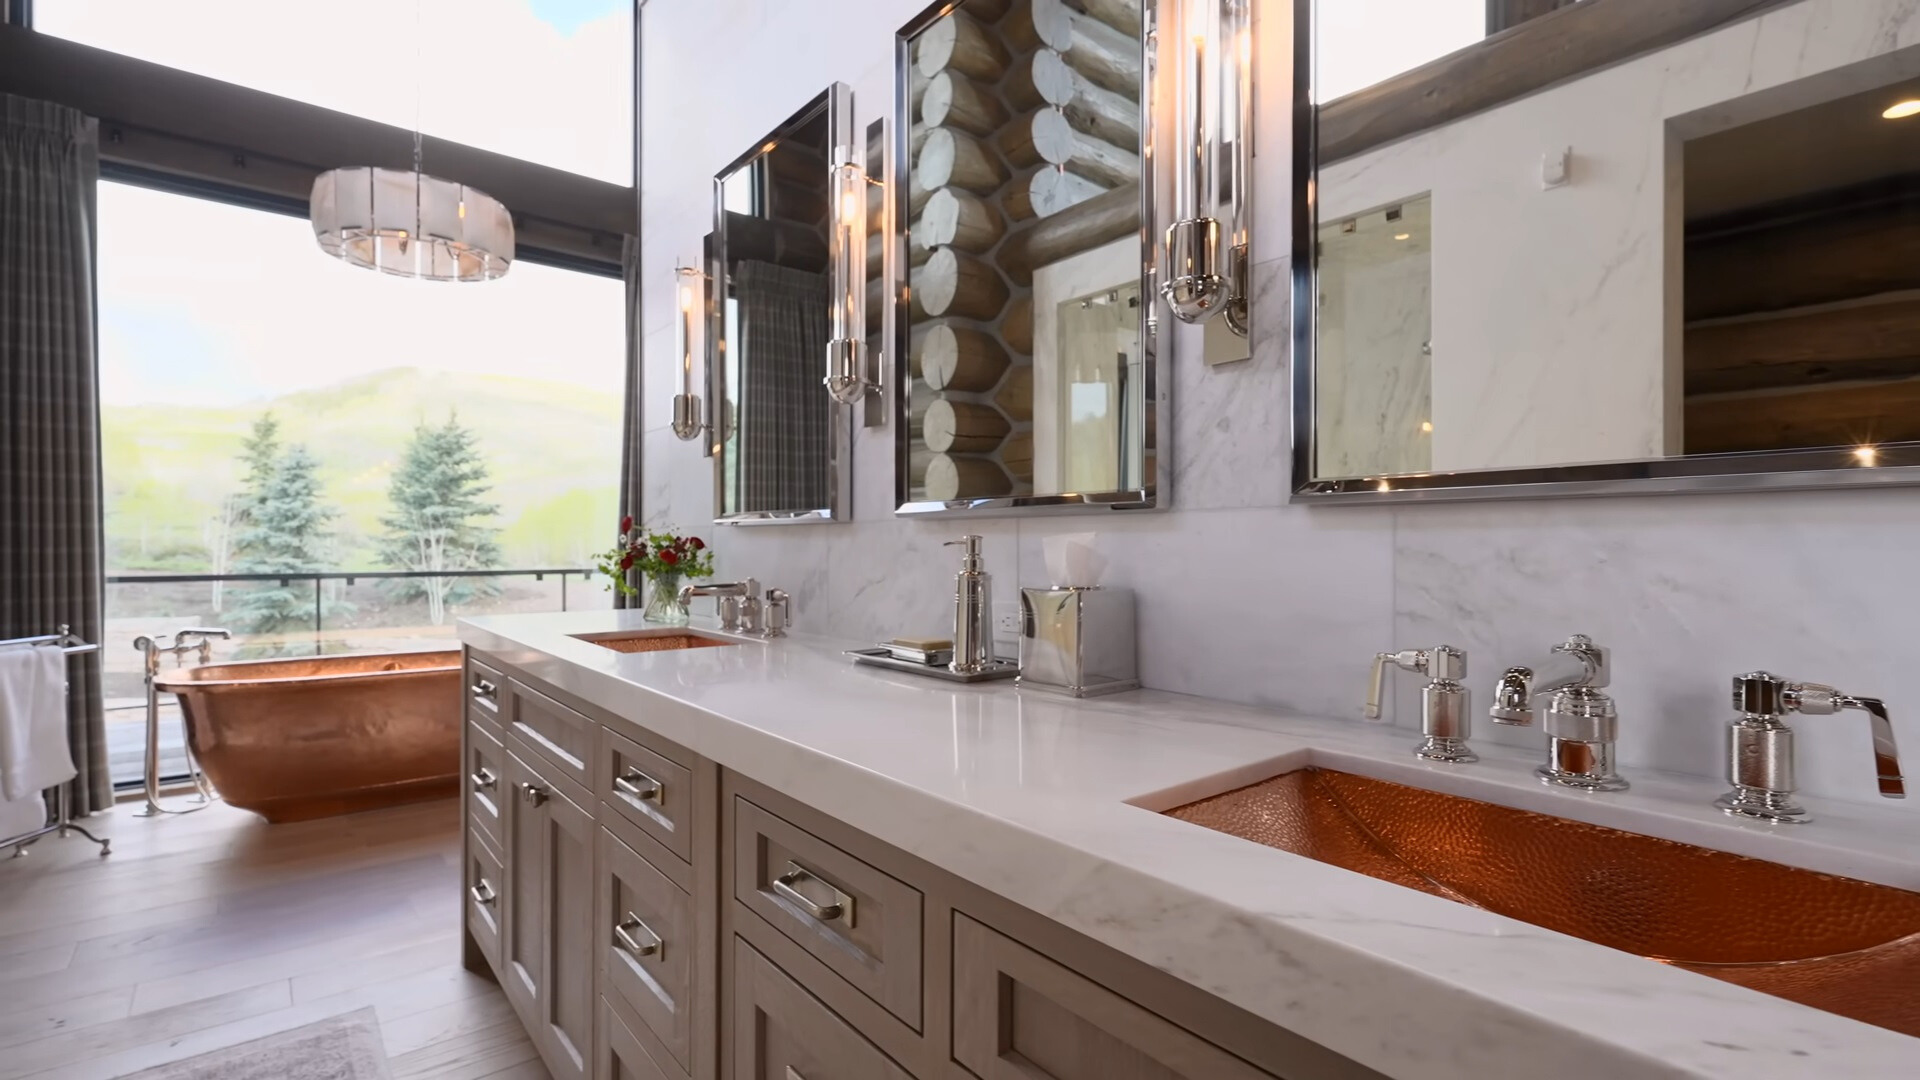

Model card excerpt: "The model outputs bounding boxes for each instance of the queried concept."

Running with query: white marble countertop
[458,610,1920,1080]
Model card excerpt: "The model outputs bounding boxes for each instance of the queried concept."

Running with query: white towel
[0,792,47,841]
[0,645,76,802]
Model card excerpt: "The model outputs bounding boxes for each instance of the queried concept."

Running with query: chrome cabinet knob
[518,782,549,807]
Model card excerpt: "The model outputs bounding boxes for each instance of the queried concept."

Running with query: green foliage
[377,414,505,625]
[101,367,619,573]
[228,444,353,634]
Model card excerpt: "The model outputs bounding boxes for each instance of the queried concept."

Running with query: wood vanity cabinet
[460,649,1379,1080]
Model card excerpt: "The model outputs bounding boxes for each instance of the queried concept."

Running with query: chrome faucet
[677,578,789,637]
[131,627,231,818]
[1488,634,1628,791]
[1717,672,1904,823]
[1366,645,1476,763]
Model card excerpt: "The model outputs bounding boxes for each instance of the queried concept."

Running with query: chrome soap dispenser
[945,535,994,674]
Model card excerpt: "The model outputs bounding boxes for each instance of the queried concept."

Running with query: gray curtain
[736,259,828,512]
[0,94,110,815]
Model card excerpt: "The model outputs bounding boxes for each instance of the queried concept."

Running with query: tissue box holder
[1018,586,1139,698]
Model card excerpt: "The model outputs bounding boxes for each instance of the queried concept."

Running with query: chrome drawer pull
[771,862,855,929]
[518,782,549,807]
[471,677,498,700]
[469,767,497,792]
[613,912,662,958]
[469,880,496,906]
[612,766,663,803]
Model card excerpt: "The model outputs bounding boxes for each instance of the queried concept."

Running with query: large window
[98,180,625,783]
[34,0,634,184]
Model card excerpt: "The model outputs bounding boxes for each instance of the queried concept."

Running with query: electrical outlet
[993,601,1022,637]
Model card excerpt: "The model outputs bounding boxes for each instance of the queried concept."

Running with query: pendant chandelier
[309,131,514,282]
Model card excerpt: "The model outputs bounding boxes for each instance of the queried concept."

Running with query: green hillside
[103,367,621,572]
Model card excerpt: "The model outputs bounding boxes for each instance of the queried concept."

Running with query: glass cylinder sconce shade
[311,166,513,282]
[1162,0,1252,328]
[672,265,707,442]
[826,157,870,404]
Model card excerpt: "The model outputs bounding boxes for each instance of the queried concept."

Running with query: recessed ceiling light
[1393,233,1411,241]
[1854,445,1879,465]
[1420,420,1433,433]
[1882,99,1920,119]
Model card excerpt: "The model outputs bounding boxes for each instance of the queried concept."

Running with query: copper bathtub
[155,650,462,823]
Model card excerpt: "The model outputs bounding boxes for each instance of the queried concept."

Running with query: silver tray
[846,649,1020,683]
[879,642,953,665]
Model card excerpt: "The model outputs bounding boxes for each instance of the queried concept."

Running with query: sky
[1315,0,1484,101]
[95,181,625,408]
[34,0,633,183]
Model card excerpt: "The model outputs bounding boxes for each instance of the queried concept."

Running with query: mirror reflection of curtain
[736,259,829,512]
[1055,287,1139,492]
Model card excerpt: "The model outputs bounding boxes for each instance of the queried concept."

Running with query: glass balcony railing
[102,567,607,787]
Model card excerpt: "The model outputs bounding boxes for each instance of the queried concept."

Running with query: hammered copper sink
[572,630,739,654]
[1166,769,1920,1039]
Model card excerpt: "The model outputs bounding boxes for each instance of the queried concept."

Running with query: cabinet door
[600,996,677,1080]
[952,915,1275,1080]
[503,750,548,1022]
[541,773,598,1080]
[598,828,695,1073]
[731,939,912,1080]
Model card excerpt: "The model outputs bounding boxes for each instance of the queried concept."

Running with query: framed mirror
[889,0,1196,516]
[708,84,856,523]
[1293,0,1920,502]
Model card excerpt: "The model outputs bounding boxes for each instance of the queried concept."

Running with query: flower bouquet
[595,517,715,625]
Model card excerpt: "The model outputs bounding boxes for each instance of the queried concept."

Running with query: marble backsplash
[638,0,1918,810]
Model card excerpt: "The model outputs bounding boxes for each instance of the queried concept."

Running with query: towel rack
[1,624,111,857]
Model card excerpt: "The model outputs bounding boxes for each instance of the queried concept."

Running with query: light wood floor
[0,796,548,1079]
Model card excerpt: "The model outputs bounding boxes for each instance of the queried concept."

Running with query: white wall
[639,0,1920,810]
[1320,0,1920,472]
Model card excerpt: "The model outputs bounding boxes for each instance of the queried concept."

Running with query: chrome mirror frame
[888,0,1173,519]
[710,84,855,526]
[1288,0,1920,505]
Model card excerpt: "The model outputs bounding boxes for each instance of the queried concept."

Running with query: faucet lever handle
[1786,683,1905,799]
[1364,648,1457,719]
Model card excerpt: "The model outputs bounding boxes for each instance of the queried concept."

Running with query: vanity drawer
[731,938,911,1080]
[952,914,1275,1080]
[467,655,505,729]
[599,995,680,1080]
[466,719,507,848]
[509,678,595,790]
[732,797,923,1030]
[465,828,504,970]
[597,827,695,1074]
[597,726,694,866]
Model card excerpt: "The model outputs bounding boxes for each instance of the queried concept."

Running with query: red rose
[618,553,634,570]
[660,549,679,566]
[688,537,705,551]
[632,542,647,559]
[619,515,633,533]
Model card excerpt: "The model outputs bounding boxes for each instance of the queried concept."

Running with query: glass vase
[642,570,688,625]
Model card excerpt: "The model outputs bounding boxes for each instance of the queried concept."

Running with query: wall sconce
[825,152,869,405]
[1163,0,1253,336]
[671,263,709,445]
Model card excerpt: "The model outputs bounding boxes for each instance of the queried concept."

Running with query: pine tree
[212,412,282,614]
[378,415,504,626]
[229,445,349,637]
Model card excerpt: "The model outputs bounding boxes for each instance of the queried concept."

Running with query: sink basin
[572,630,739,654]
[1165,768,1920,1038]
